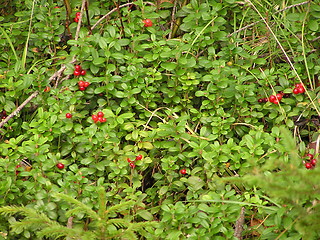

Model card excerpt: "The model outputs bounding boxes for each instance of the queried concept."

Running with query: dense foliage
[0,0,319,239]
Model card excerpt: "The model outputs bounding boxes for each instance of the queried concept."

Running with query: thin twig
[228,0,311,37]
[168,0,178,39]
[91,2,155,31]
[0,91,39,129]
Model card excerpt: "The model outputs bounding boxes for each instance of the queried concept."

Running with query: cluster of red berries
[304,153,317,169]
[268,92,285,104]
[74,65,86,77]
[92,111,106,123]
[74,12,81,23]
[142,19,152,27]
[78,80,90,91]
[292,83,305,94]
[0,110,7,120]
[127,155,143,169]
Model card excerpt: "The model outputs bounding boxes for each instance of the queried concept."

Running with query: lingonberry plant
[0,0,319,239]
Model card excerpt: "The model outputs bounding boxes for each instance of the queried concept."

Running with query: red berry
[306,153,314,160]
[269,95,276,103]
[75,65,82,71]
[305,162,313,169]
[180,169,187,175]
[79,86,86,91]
[92,115,98,122]
[143,19,153,27]
[293,88,300,94]
[97,111,104,118]
[97,117,103,122]
[84,81,90,88]
[74,70,81,76]
[74,17,79,23]
[44,86,50,92]
[276,93,282,101]
[273,99,279,104]
[78,80,85,87]
[76,12,81,17]
[297,86,305,94]
[54,6,60,8]
[100,117,107,123]
[129,162,136,169]
[56,163,65,169]
[66,113,72,118]
[135,155,143,161]
[127,158,132,163]
[263,98,268,103]
[15,164,22,175]
[258,98,263,103]
[295,83,303,88]
[80,70,86,76]
[311,159,317,166]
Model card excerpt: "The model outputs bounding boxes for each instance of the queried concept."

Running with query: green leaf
[137,210,153,221]
[161,62,177,71]
[187,176,205,191]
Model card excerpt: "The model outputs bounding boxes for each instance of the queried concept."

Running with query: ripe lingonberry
[83,81,90,88]
[66,113,72,118]
[92,115,98,122]
[135,155,143,161]
[56,163,65,169]
[74,70,81,76]
[100,117,107,123]
[180,169,187,174]
[269,95,276,103]
[75,65,82,71]
[127,158,132,163]
[311,159,317,166]
[276,93,282,101]
[305,162,313,169]
[97,112,104,118]
[273,99,279,104]
[306,153,314,160]
[297,86,305,93]
[76,12,81,17]
[79,86,85,91]
[74,17,79,23]
[258,98,264,103]
[78,80,85,87]
[129,162,136,169]
[80,70,86,76]
[142,19,153,27]
[293,88,300,94]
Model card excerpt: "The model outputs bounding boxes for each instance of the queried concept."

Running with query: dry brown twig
[0,91,39,129]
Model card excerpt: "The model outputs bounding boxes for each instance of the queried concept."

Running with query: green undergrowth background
[0,0,319,239]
